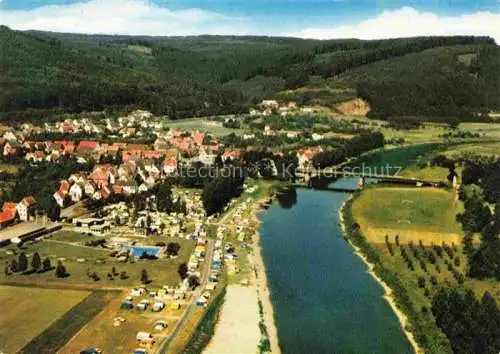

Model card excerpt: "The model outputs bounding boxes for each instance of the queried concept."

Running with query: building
[16,197,37,222]
[0,202,17,228]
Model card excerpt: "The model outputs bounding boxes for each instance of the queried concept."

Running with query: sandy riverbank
[204,195,280,353]
[204,285,261,353]
[251,222,281,353]
[339,199,423,354]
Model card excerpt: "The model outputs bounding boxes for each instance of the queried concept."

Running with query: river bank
[339,197,423,354]
[204,191,280,353]
[251,206,281,353]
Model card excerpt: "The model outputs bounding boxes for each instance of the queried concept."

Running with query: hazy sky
[0,0,499,41]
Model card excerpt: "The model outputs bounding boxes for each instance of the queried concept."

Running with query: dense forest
[1,26,498,122]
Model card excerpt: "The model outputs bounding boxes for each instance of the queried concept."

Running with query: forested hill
[0,25,498,122]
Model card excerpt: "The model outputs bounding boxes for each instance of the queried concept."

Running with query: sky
[0,0,499,42]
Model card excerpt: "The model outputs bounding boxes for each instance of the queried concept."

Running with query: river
[257,145,435,353]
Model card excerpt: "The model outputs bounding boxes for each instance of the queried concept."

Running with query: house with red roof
[59,180,70,195]
[143,151,161,160]
[0,202,17,228]
[193,132,205,145]
[77,140,100,155]
[163,158,178,175]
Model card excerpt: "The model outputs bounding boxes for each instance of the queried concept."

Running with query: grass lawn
[400,165,464,183]
[50,230,106,244]
[0,285,90,353]
[165,118,243,136]
[352,187,463,244]
[0,237,195,288]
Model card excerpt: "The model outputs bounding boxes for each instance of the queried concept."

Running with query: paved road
[156,239,215,354]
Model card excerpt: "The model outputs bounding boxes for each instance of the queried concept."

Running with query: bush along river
[256,145,435,353]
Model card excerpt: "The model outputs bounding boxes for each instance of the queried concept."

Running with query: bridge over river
[295,168,446,190]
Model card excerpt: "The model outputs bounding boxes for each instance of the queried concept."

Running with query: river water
[257,145,436,353]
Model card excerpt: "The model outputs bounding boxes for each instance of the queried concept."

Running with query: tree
[417,276,426,288]
[4,264,10,276]
[155,182,174,212]
[202,167,245,215]
[42,257,51,271]
[47,202,61,221]
[18,252,28,272]
[140,268,149,284]
[432,287,500,354]
[166,242,181,257]
[188,275,200,290]
[55,261,67,278]
[178,263,188,280]
[31,252,41,272]
[10,259,18,273]
[462,232,474,256]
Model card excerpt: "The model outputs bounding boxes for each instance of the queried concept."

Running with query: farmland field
[0,285,90,353]
[352,187,463,244]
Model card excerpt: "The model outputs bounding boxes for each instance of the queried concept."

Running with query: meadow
[352,187,463,245]
[0,232,195,288]
[0,285,90,353]
[165,118,243,136]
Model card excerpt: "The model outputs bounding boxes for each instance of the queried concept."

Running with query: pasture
[0,285,90,353]
[352,187,463,244]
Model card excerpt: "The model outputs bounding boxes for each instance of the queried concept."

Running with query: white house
[84,181,96,197]
[69,183,84,202]
[16,196,37,222]
[53,191,66,207]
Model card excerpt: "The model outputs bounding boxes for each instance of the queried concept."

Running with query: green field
[0,235,195,288]
[352,187,463,244]
[0,285,90,353]
[353,187,462,233]
[442,141,500,158]
[379,122,500,145]
[400,165,464,183]
[165,118,243,136]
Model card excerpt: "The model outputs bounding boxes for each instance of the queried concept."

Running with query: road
[156,239,215,354]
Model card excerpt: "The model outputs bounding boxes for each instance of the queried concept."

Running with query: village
[0,102,323,354]
[1,97,494,353]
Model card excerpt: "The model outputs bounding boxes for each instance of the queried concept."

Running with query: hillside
[0,25,498,122]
